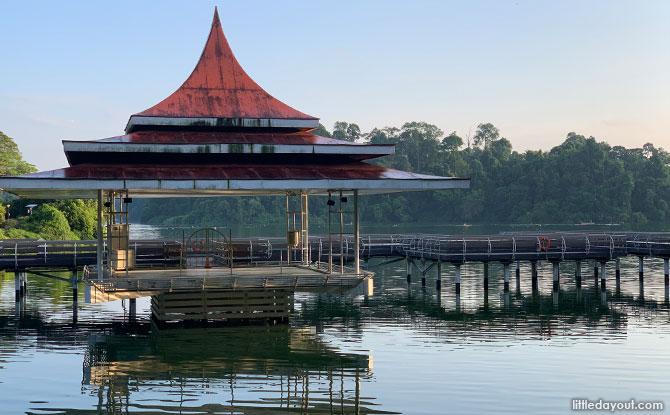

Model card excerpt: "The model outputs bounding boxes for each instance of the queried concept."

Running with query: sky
[0,1,668,171]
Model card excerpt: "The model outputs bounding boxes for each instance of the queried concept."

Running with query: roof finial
[213,6,220,28]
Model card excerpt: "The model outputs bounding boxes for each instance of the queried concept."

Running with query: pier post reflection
[81,326,375,414]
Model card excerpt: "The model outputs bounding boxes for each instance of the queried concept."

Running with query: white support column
[600,261,607,290]
[97,190,103,279]
[552,262,560,291]
[303,192,309,265]
[354,190,359,274]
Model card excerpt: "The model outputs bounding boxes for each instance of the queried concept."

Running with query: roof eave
[125,116,319,133]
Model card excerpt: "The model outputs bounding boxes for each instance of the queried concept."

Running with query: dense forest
[1,122,669,240]
[0,131,97,240]
[137,122,670,228]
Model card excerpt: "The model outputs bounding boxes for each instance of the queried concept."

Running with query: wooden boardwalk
[2,232,670,271]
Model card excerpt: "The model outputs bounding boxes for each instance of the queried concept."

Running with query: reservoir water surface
[1,225,670,414]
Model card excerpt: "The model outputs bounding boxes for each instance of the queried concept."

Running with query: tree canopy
[0,131,36,176]
[137,121,670,229]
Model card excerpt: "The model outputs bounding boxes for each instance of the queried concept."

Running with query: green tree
[332,122,361,142]
[0,131,36,176]
[312,123,332,137]
[473,123,500,149]
[25,205,76,240]
[54,199,97,239]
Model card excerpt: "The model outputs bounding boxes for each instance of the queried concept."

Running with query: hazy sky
[0,1,668,171]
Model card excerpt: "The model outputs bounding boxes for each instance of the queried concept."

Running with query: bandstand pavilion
[0,8,469,322]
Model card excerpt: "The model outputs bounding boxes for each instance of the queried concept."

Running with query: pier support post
[503,263,510,292]
[552,262,560,291]
[436,261,442,291]
[483,262,489,291]
[406,256,412,284]
[455,263,461,294]
[638,256,644,283]
[615,258,621,282]
[21,271,27,294]
[575,260,582,288]
[515,261,520,290]
[531,261,538,291]
[600,262,607,290]
[129,298,137,322]
[421,258,426,288]
[14,270,21,301]
[71,269,78,298]
[594,262,599,283]
[664,258,669,287]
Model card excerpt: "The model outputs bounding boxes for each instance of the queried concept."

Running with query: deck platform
[86,265,373,303]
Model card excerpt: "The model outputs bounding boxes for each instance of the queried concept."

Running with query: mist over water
[1,224,670,414]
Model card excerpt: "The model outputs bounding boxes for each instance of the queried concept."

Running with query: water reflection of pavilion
[82,326,387,414]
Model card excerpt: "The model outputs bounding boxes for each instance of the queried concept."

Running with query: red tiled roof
[130,8,317,121]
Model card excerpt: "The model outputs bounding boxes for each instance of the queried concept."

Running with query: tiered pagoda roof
[0,8,469,199]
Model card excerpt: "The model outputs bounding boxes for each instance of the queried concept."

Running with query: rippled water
[2,246,670,413]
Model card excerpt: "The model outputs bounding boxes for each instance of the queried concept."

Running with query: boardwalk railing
[3,232,670,271]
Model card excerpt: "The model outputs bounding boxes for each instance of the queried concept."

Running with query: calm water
[2,227,670,414]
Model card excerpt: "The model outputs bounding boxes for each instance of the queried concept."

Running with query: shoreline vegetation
[2,122,669,240]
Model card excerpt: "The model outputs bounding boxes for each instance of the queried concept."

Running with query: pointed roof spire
[126,7,318,133]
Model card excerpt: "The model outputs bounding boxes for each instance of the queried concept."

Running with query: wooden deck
[86,265,373,303]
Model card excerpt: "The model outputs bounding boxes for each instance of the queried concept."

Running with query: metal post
[615,258,621,282]
[328,193,333,274]
[353,190,359,274]
[503,262,510,292]
[483,262,489,290]
[664,258,669,287]
[96,189,103,279]
[129,298,136,322]
[421,258,426,287]
[594,262,599,283]
[304,192,310,265]
[436,260,442,291]
[455,263,461,294]
[639,256,644,283]
[600,261,607,290]
[72,269,78,298]
[14,270,21,301]
[21,271,27,294]
[285,194,291,265]
[406,256,412,284]
[531,261,538,291]
[575,260,582,288]
[515,261,520,286]
[552,262,559,291]
[339,191,344,273]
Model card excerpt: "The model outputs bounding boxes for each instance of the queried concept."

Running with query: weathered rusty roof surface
[19,163,445,181]
[130,8,316,123]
